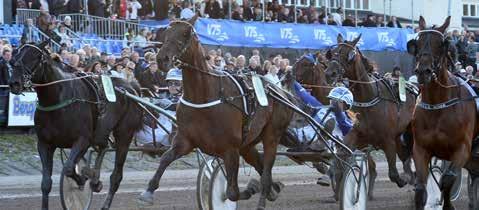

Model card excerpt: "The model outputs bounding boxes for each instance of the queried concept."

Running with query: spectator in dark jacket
[88,0,105,17]
[47,0,67,15]
[342,16,355,27]
[456,35,468,66]
[361,15,376,27]
[68,0,84,13]
[139,62,165,92]
[232,7,244,21]
[205,0,222,19]
[0,49,13,86]
[242,0,254,21]
[278,7,293,23]
[387,16,402,28]
[139,0,154,18]
[155,0,169,20]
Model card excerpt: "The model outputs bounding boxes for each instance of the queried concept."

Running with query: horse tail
[399,123,414,159]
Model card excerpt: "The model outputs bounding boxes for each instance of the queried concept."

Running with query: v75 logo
[207,24,222,36]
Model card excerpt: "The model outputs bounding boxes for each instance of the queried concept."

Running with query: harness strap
[179,97,222,108]
[417,98,460,110]
[36,98,77,111]
[353,97,381,108]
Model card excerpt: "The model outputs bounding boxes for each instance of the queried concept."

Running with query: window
[471,4,476,16]
[354,0,360,9]
[363,0,369,10]
[464,4,469,16]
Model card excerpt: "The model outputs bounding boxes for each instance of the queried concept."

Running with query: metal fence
[57,14,151,40]
[16,9,42,25]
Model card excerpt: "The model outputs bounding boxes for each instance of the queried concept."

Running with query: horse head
[407,16,451,85]
[9,40,50,94]
[157,14,199,73]
[293,52,331,104]
[324,33,363,84]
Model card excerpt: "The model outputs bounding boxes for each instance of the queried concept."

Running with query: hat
[166,68,182,81]
[460,69,467,73]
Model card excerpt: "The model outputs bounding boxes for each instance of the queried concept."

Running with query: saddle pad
[457,76,479,113]
[398,76,406,102]
[252,74,268,106]
[101,75,116,102]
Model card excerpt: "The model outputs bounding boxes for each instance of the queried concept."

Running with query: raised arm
[293,81,323,108]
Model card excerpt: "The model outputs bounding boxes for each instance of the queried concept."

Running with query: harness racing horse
[324,34,416,199]
[9,41,144,210]
[293,52,331,105]
[407,16,479,210]
[138,15,295,210]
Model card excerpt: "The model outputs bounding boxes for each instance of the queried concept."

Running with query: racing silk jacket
[294,82,353,136]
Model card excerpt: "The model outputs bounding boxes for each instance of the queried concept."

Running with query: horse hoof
[396,178,407,188]
[137,191,154,206]
[272,181,285,193]
[247,179,261,195]
[90,181,103,193]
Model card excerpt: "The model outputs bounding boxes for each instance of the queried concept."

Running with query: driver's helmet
[166,68,182,81]
[327,86,354,109]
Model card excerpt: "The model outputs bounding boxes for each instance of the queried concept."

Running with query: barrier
[16,9,41,25]
[194,18,414,51]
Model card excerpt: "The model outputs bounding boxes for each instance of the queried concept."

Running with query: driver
[135,68,183,153]
[291,81,354,186]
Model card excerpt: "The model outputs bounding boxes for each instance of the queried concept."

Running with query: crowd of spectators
[447,29,478,72]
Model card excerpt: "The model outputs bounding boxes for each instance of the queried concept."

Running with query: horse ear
[407,39,417,55]
[337,33,344,44]
[351,34,362,46]
[38,39,50,49]
[419,16,426,30]
[436,16,451,34]
[325,49,332,60]
[188,14,199,25]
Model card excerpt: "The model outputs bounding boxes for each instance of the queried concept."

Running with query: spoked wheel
[339,166,368,210]
[197,159,215,210]
[432,158,463,201]
[60,157,93,210]
[469,173,479,210]
[208,163,238,210]
[425,167,443,209]
[339,151,368,210]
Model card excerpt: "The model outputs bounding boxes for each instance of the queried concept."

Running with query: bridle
[294,55,334,89]
[413,30,448,76]
[13,44,49,88]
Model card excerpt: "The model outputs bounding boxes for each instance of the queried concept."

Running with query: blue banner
[194,18,414,52]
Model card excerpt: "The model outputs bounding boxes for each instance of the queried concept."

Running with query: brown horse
[138,15,295,210]
[324,34,416,199]
[407,16,479,210]
[293,52,332,105]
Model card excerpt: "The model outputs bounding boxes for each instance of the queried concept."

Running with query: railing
[57,14,151,40]
[34,27,62,52]
[16,9,42,25]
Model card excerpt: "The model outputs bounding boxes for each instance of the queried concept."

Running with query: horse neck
[421,67,455,104]
[348,59,376,103]
[312,66,329,105]
[181,39,218,102]
[34,62,73,105]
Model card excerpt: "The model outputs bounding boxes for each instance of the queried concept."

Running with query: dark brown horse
[324,34,416,199]
[139,15,295,210]
[9,41,144,210]
[293,52,332,105]
[407,16,479,210]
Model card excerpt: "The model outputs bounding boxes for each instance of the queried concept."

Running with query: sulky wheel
[339,150,368,210]
[339,166,367,210]
[425,166,443,209]
[208,163,238,210]
[60,158,93,210]
[469,173,479,210]
[197,159,215,210]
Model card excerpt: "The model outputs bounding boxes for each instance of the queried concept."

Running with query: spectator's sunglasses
[168,80,182,87]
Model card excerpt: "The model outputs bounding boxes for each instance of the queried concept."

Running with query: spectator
[253,7,263,21]
[0,49,13,86]
[465,36,477,72]
[278,59,287,76]
[376,16,385,27]
[60,49,70,63]
[456,35,468,67]
[124,61,137,82]
[205,0,222,19]
[99,52,108,68]
[264,65,280,86]
[111,63,126,78]
[224,59,236,72]
[63,16,73,29]
[236,55,247,72]
[232,7,244,21]
[69,54,81,69]
[139,0,154,19]
[127,0,142,20]
[342,15,355,27]
[331,7,342,26]
[451,30,460,45]
[278,7,293,23]
[140,62,164,92]
[222,0,231,18]
[134,29,148,48]
[169,0,182,18]
[181,1,195,20]
[87,0,104,17]
[391,66,401,79]
[466,65,474,79]
[57,25,72,47]
[212,56,224,71]
[21,19,36,44]
[362,15,376,27]
[248,57,262,74]
[387,16,402,28]
[242,0,254,21]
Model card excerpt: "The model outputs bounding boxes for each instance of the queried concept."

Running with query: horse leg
[222,149,241,201]
[397,135,415,185]
[138,134,193,205]
[101,131,132,210]
[63,137,90,187]
[257,129,279,210]
[38,141,55,210]
[413,144,432,210]
[239,146,263,200]
[383,141,407,188]
[367,155,377,200]
[440,144,469,210]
